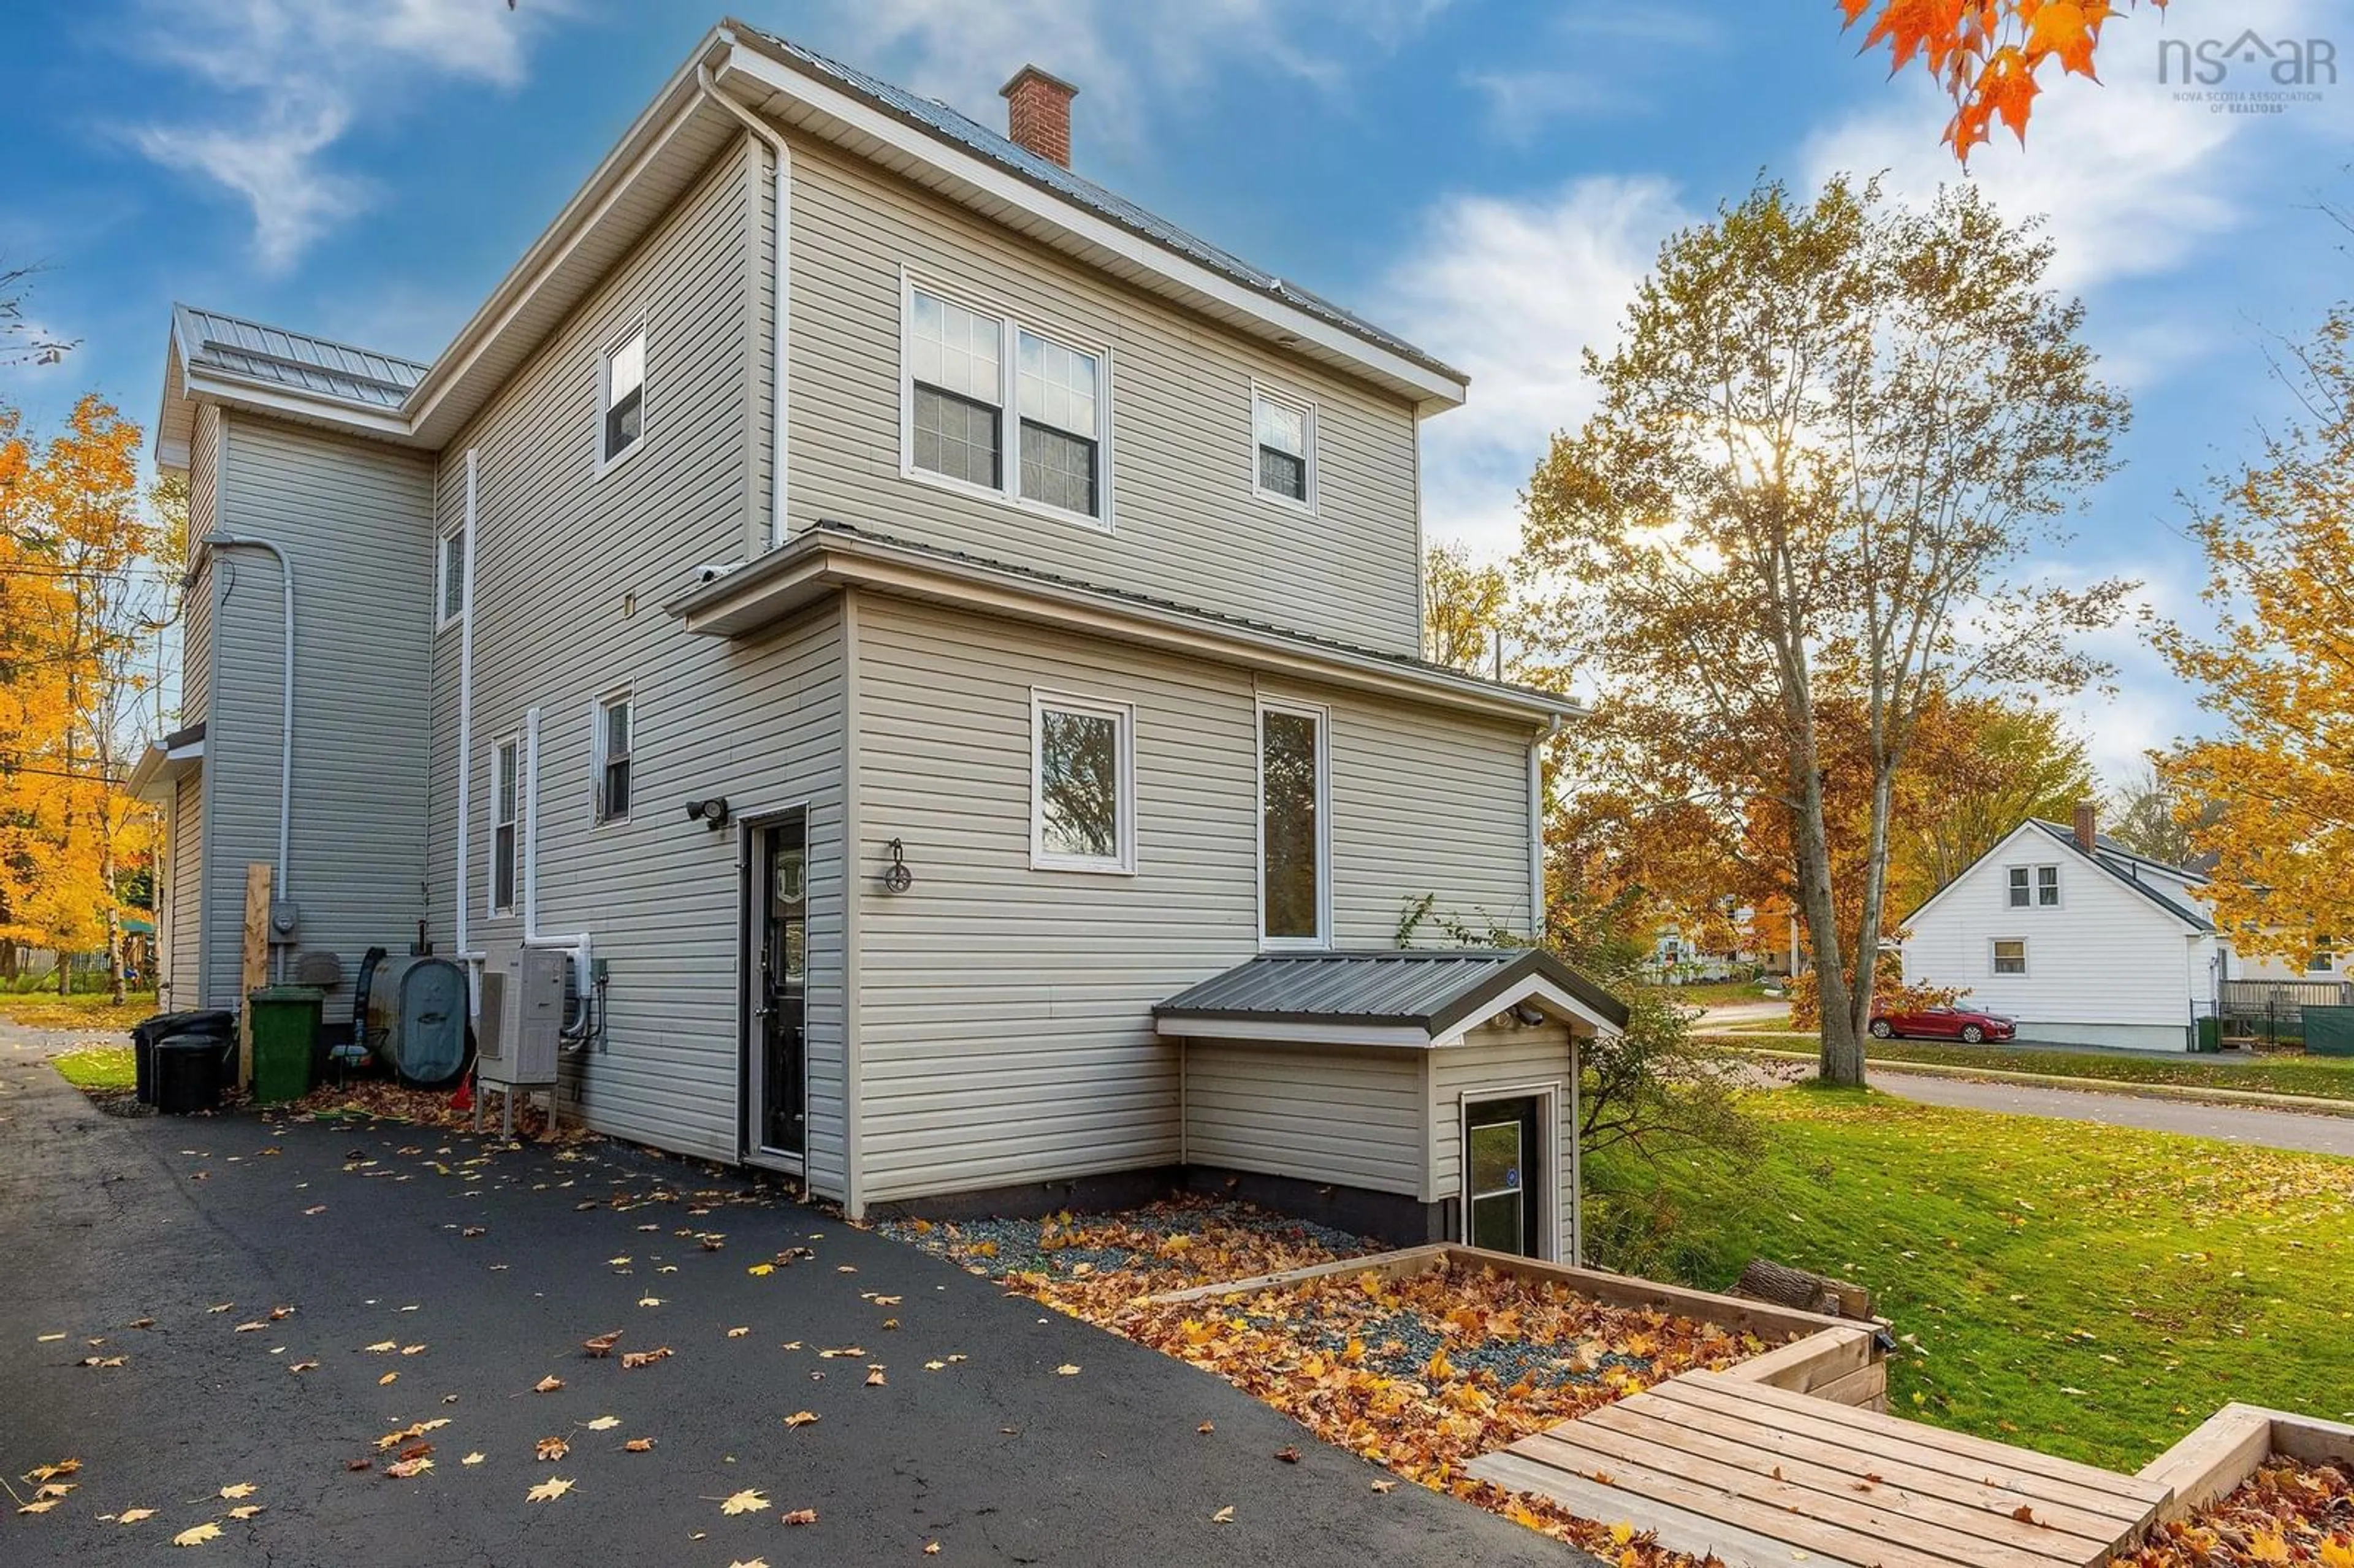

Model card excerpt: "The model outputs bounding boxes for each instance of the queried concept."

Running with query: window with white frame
[2006,867,2030,907]
[596,695,632,824]
[492,739,519,914]
[601,326,646,468]
[1032,692,1133,872]
[2309,938,2336,973]
[905,280,1108,523]
[2036,864,2060,906]
[1992,938,2027,976]
[437,528,465,627]
[1258,700,1328,946]
[1251,384,1314,508]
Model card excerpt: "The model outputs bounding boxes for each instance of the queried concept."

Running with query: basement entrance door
[1465,1095,1544,1258]
[750,813,807,1160]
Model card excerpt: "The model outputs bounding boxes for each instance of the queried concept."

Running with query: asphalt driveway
[0,1029,1579,1567]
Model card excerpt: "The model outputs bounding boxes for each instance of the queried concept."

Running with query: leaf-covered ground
[50,1044,134,1094]
[1586,1087,2354,1471]
[0,991,158,1032]
[2114,1458,2354,1568]
[891,1200,1779,1564]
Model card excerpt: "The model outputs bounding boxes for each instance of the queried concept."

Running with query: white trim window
[1992,938,2027,976]
[903,275,1111,526]
[2036,864,2060,907]
[1031,691,1134,873]
[490,738,520,915]
[436,527,466,628]
[1251,382,1316,511]
[2009,864,2061,908]
[595,693,633,824]
[600,324,647,470]
[1257,698,1330,948]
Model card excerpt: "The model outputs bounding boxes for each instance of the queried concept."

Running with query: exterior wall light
[685,797,731,830]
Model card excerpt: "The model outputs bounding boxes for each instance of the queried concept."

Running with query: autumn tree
[1518,175,2128,1086]
[1890,695,2095,913]
[0,395,155,997]
[1842,0,2170,161]
[1423,541,1513,675]
[0,262,76,367]
[2156,306,2354,964]
[2104,759,2217,872]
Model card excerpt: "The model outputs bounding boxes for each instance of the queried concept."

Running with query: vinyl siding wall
[421,138,856,1185]
[850,595,1541,1208]
[1181,1041,1425,1198]
[783,134,1426,657]
[165,771,204,1005]
[182,401,218,724]
[204,414,436,1019]
[1429,1021,1577,1261]
[1901,832,2201,1049]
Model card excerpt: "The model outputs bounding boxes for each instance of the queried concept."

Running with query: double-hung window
[1032,691,1133,873]
[1258,699,1330,947]
[906,278,1109,525]
[1992,938,2027,976]
[1251,384,1314,509]
[437,528,465,628]
[2036,865,2060,907]
[491,739,519,914]
[2006,867,2031,908]
[601,325,646,469]
[596,695,632,824]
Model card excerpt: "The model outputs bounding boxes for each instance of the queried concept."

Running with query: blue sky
[4,0,2349,782]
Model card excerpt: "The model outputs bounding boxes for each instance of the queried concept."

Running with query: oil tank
[359,953,470,1086]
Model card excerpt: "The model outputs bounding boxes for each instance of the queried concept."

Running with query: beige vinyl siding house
[136,20,1623,1245]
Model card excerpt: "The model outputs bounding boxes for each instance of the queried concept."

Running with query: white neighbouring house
[1898,809,2232,1052]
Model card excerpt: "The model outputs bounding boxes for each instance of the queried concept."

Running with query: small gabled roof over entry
[1155,948,1628,1046]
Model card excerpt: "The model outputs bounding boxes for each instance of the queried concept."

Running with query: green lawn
[1663,976,1785,1008]
[51,1045,135,1094]
[0,991,158,1032]
[1585,1086,2354,1472]
[1706,1035,2354,1105]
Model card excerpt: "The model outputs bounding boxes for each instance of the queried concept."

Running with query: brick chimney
[2073,801,2098,854]
[1000,65,1078,168]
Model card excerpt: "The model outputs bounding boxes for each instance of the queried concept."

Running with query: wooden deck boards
[1468,1369,2170,1568]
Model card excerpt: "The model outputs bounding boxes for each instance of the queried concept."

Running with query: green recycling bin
[247,986,324,1103]
[2195,1015,2222,1054]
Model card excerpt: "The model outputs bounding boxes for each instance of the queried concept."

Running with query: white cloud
[1376,176,1689,558]
[797,0,1448,153]
[128,0,565,271]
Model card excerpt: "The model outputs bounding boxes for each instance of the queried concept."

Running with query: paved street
[0,1026,1577,1567]
[1868,1067,2354,1158]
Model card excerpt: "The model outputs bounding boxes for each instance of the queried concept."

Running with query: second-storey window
[1252,385,1314,509]
[492,739,519,914]
[437,528,465,627]
[905,278,1108,525]
[2036,865,2060,906]
[596,695,632,823]
[1032,692,1133,873]
[601,327,646,468]
[1259,700,1329,946]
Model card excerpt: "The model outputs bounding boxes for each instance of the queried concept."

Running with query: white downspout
[205,531,294,981]
[697,61,790,546]
[455,450,479,966]
[1569,1034,1583,1268]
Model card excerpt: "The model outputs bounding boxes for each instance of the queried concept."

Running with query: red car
[1868,1004,2016,1044]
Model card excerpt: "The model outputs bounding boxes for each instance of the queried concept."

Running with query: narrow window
[601,327,646,466]
[1033,694,1132,872]
[1259,701,1327,946]
[1017,330,1100,517]
[438,528,466,626]
[1992,938,2027,976]
[908,289,1002,490]
[597,696,632,824]
[492,740,519,914]
[2006,867,2030,908]
[2309,938,2336,973]
[1252,386,1313,508]
[2036,865,2060,907]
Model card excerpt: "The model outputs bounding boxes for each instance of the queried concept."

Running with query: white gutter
[454,450,479,965]
[204,529,294,981]
[696,64,790,546]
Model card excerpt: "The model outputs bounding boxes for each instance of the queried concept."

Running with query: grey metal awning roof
[1155,948,1628,1046]
[173,304,426,411]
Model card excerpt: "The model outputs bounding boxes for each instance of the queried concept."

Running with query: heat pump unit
[479,945,566,1090]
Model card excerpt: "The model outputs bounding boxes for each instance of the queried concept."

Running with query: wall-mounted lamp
[1511,1003,1548,1027]
[685,796,731,831]
[882,838,914,894]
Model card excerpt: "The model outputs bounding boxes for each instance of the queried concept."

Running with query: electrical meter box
[479,945,566,1088]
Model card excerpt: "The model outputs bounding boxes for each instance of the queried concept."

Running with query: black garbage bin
[131,1010,234,1106]
[154,1033,224,1114]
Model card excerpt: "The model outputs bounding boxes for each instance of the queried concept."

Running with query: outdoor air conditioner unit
[479,945,566,1092]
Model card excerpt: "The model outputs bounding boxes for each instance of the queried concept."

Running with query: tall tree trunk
[1792,758,1867,1087]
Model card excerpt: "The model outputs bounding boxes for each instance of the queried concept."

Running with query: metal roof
[1157,948,1629,1037]
[2024,819,2215,932]
[729,23,1461,384]
[173,303,427,414]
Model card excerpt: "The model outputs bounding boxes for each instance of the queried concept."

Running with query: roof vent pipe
[1000,65,1078,167]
